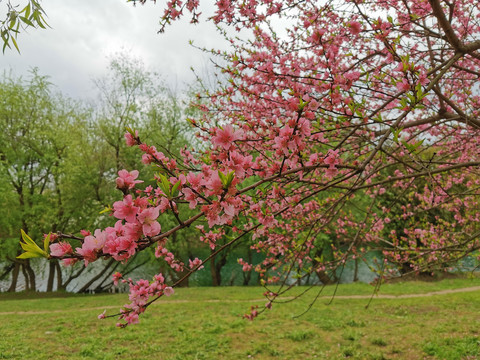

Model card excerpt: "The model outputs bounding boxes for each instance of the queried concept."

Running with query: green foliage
[218,170,235,189]
[0,0,48,53]
[17,230,48,259]
[0,70,110,250]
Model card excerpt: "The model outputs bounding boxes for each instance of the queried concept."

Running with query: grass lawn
[0,278,479,359]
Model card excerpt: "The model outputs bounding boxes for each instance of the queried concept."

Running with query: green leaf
[218,170,227,186]
[17,252,42,259]
[171,180,181,198]
[158,174,171,197]
[10,35,19,53]
[99,206,112,214]
[393,128,402,143]
[19,241,34,252]
[19,243,44,257]
[19,230,48,258]
[125,126,136,136]
[298,97,308,110]
[23,3,31,18]
[43,233,51,253]
[226,171,235,187]
[19,16,34,27]
[21,229,36,246]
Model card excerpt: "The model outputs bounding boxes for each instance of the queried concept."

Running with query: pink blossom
[182,188,198,209]
[188,257,204,270]
[44,233,58,242]
[124,130,139,147]
[105,220,125,237]
[348,21,362,35]
[273,125,295,156]
[80,230,91,237]
[116,169,143,191]
[164,287,174,297]
[75,246,97,266]
[113,195,139,223]
[49,242,73,257]
[396,78,410,92]
[62,258,78,266]
[134,196,150,210]
[137,207,161,237]
[75,229,107,266]
[154,273,165,283]
[142,153,153,164]
[324,149,340,168]
[205,171,223,195]
[124,222,143,240]
[123,312,139,325]
[112,272,122,286]
[155,244,164,258]
[104,236,137,261]
[211,125,242,150]
[221,201,236,217]
[186,171,203,189]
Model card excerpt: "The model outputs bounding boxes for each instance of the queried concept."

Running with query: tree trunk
[210,255,221,286]
[46,261,56,292]
[25,260,36,291]
[55,260,64,291]
[353,257,359,282]
[77,259,115,293]
[316,270,335,285]
[62,264,86,290]
[305,272,311,285]
[21,263,30,291]
[0,263,14,281]
[93,261,120,293]
[210,250,227,286]
[7,262,20,292]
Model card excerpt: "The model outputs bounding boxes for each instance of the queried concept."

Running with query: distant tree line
[0,54,256,292]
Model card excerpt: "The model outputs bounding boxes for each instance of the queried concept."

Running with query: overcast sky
[0,0,225,99]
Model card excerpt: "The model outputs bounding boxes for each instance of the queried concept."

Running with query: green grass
[0,278,479,359]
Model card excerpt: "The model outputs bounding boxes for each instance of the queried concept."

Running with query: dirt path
[1,286,479,316]
[327,285,480,299]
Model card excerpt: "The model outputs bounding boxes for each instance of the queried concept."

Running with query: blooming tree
[18,0,480,326]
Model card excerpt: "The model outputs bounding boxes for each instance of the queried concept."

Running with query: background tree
[0,70,89,291]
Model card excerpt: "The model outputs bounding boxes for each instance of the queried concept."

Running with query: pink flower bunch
[238,258,253,272]
[154,244,184,272]
[112,272,123,286]
[188,257,204,270]
[124,130,139,147]
[112,195,162,237]
[75,229,107,266]
[115,273,174,327]
[211,124,243,150]
[115,169,143,191]
[50,242,73,257]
